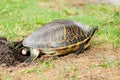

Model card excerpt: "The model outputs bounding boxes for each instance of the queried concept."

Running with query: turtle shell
[23,20,93,50]
[23,20,97,55]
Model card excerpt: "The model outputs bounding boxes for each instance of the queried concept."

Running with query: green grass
[21,66,49,80]
[3,74,13,80]
[0,0,120,47]
[88,54,120,69]
[21,59,56,74]
[21,59,56,80]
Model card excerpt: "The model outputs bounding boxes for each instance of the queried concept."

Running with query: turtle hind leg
[74,44,85,55]
[25,48,40,63]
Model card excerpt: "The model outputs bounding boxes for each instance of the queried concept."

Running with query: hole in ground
[0,37,28,66]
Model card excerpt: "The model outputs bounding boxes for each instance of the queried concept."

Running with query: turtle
[22,19,98,63]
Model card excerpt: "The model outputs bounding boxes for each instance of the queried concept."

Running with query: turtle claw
[25,55,34,63]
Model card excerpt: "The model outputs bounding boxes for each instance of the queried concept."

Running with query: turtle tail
[90,26,98,38]
[84,26,98,49]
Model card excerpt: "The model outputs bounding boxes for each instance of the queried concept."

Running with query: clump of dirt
[0,37,28,66]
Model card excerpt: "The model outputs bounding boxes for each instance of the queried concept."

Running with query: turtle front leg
[25,48,40,63]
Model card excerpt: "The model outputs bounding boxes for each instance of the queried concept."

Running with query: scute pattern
[23,20,90,49]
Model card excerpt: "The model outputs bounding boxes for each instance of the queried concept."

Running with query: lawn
[0,0,120,80]
[0,0,120,47]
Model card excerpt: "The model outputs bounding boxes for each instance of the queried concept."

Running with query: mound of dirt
[0,37,27,66]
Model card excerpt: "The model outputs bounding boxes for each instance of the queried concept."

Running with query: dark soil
[0,37,27,66]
